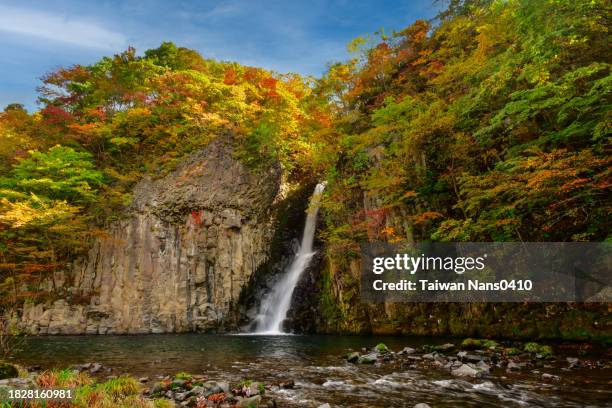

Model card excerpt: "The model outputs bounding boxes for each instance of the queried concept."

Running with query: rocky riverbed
[4,334,611,407]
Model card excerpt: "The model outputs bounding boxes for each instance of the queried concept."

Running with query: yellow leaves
[347,36,368,53]
[0,195,81,229]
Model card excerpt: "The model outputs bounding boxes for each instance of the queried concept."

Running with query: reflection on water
[11,334,612,408]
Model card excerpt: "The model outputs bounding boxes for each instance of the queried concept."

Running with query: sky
[0,0,442,111]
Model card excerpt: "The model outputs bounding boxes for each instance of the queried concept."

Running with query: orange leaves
[260,76,280,98]
[224,67,237,85]
[411,211,443,225]
[206,392,226,402]
[402,190,418,199]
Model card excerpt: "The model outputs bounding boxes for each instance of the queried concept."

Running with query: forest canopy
[0,0,610,307]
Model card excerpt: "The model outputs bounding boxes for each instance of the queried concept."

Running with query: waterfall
[253,182,326,334]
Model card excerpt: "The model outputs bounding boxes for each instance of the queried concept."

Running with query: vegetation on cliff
[313,0,611,339]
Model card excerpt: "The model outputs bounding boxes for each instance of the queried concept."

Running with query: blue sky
[0,0,441,111]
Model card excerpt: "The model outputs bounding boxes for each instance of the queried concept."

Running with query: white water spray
[253,182,326,334]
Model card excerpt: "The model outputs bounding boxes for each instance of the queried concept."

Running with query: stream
[10,334,612,407]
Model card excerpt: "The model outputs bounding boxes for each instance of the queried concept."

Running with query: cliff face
[19,139,282,334]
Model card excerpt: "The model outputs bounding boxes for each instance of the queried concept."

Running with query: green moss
[174,372,192,381]
[375,343,389,353]
[461,338,484,349]
[154,399,175,408]
[524,342,540,353]
[524,342,553,358]
[505,347,521,356]
[483,340,499,349]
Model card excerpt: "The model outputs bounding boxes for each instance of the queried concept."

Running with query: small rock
[414,404,432,408]
[434,343,455,352]
[542,373,560,381]
[476,361,491,372]
[237,395,262,407]
[278,380,294,389]
[89,363,103,374]
[452,364,481,378]
[357,353,378,364]
[318,404,331,408]
[507,361,525,371]
[346,352,360,363]
[174,391,191,401]
[398,347,416,355]
[218,381,231,393]
[190,386,204,396]
[139,377,150,383]
[205,385,224,396]
[463,354,486,363]
[422,352,438,360]
[248,382,264,396]
[566,357,579,367]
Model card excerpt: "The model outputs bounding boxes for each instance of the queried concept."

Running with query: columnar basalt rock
[19,139,282,334]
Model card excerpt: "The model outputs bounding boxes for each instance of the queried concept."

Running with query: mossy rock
[524,342,553,358]
[375,343,389,353]
[504,347,521,356]
[432,343,455,352]
[483,340,499,349]
[0,363,18,379]
[461,338,484,349]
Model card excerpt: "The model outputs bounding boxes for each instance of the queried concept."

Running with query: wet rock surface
[344,339,611,377]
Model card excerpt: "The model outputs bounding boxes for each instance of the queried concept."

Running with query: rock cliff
[19,139,282,334]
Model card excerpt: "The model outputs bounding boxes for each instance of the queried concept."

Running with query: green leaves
[8,145,104,204]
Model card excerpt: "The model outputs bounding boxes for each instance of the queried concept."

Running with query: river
[10,334,611,407]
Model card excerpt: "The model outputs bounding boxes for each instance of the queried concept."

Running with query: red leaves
[41,105,74,126]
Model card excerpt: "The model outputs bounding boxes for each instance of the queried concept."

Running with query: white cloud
[0,6,127,50]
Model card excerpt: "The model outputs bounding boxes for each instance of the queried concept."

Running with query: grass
[19,370,173,408]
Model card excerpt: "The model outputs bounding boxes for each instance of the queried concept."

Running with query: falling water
[253,182,326,334]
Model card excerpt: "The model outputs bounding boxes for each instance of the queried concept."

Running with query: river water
[11,334,611,407]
